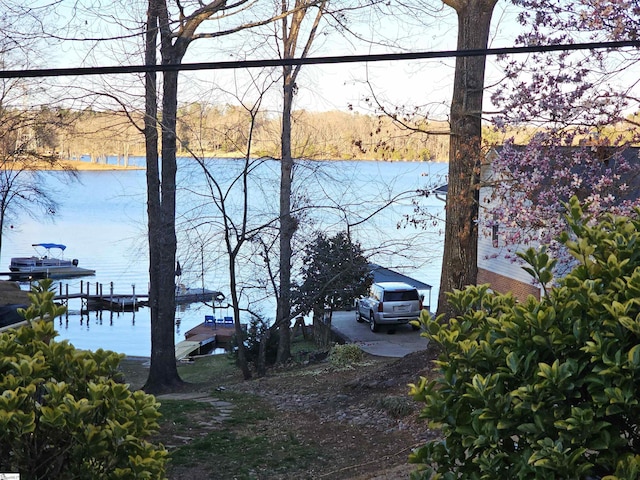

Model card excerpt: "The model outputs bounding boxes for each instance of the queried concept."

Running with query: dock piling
[52,281,150,313]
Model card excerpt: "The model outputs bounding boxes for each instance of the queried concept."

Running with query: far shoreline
[50,160,145,171]
[19,155,449,174]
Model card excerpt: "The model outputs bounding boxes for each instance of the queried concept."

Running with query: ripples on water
[1,158,447,356]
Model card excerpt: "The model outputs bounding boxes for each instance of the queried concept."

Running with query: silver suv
[355,281,423,332]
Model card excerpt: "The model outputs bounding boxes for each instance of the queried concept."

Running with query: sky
[9,0,521,117]
[9,0,640,120]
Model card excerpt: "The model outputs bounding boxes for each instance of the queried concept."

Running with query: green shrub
[410,198,640,479]
[0,279,167,479]
[329,343,364,368]
[233,315,280,367]
[373,394,415,418]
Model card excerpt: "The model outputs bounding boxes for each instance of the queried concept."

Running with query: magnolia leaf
[628,344,640,367]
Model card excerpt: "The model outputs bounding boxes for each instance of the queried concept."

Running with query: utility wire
[1,40,639,79]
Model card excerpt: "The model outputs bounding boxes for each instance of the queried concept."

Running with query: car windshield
[383,290,418,302]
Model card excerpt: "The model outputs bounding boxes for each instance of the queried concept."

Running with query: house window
[492,224,499,248]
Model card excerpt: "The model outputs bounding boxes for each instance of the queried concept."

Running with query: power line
[1,40,639,79]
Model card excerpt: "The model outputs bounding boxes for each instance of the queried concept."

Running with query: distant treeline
[33,105,457,163]
[9,104,639,165]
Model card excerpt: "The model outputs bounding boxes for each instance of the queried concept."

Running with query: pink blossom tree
[492,0,640,132]
[483,137,640,273]
[483,0,640,275]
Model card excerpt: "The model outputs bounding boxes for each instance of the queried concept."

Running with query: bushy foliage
[410,198,640,479]
[0,279,167,479]
[234,315,279,367]
[328,343,364,368]
[293,231,372,314]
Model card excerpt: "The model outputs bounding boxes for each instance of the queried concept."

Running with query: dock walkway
[50,281,223,312]
[175,321,237,360]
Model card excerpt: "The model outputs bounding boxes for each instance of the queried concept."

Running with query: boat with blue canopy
[9,243,95,279]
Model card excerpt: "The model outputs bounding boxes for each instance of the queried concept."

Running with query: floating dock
[175,319,240,360]
[175,286,224,305]
[85,294,144,312]
[48,281,223,313]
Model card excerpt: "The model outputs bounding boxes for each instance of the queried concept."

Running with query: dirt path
[131,349,441,479]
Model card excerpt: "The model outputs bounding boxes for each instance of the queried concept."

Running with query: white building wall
[477,151,537,287]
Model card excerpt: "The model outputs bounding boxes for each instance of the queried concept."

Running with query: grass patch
[162,391,320,479]
[291,337,317,354]
[170,429,317,479]
[215,390,274,424]
[372,394,416,418]
[176,354,241,385]
[158,399,222,426]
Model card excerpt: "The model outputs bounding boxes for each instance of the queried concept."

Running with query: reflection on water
[1,158,447,356]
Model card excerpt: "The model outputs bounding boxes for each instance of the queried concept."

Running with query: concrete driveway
[330,310,429,358]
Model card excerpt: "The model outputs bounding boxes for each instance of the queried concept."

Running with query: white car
[355,281,423,332]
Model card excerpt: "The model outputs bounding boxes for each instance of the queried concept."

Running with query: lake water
[0,157,447,356]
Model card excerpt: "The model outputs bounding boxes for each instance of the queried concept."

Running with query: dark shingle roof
[368,263,432,290]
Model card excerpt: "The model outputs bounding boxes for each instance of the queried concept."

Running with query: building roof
[432,184,448,195]
[368,263,432,290]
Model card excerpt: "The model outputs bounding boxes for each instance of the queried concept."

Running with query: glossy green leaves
[410,198,640,479]
[0,280,167,479]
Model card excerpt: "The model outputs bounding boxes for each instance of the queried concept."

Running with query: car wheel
[369,313,379,332]
[356,310,364,323]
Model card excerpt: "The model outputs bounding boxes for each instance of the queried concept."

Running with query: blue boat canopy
[32,243,67,251]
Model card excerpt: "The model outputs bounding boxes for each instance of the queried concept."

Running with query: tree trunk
[437,0,497,319]
[144,65,182,393]
[276,68,295,364]
[229,255,251,379]
[274,2,324,364]
[143,0,185,392]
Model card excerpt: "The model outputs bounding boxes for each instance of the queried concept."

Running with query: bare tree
[143,0,246,392]
[0,3,79,258]
[0,105,78,257]
[274,0,328,364]
[180,73,280,379]
[142,0,313,391]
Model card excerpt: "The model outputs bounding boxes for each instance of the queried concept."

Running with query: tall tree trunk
[143,0,185,392]
[275,1,325,365]
[144,66,182,393]
[276,68,295,364]
[229,253,252,379]
[437,0,497,319]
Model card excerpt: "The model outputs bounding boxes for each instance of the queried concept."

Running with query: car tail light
[378,302,383,312]
[419,299,423,310]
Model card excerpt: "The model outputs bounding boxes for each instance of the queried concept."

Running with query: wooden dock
[175,320,238,360]
[51,281,148,312]
[49,281,223,313]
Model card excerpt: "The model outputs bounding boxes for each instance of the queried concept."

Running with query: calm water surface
[0,158,447,356]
